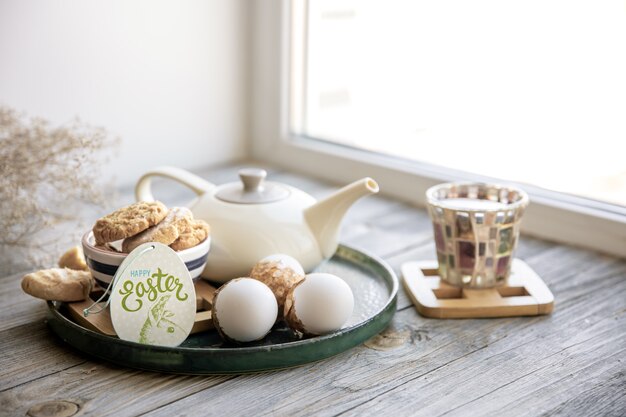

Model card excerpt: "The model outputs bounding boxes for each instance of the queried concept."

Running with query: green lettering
[175,278,188,301]
[119,280,142,312]
[118,268,188,312]
[165,274,176,292]
[135,281,145,298]
[145,277,157,302]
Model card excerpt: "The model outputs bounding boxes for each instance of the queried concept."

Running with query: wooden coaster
[66,279,217,336]
[402,259,554,318]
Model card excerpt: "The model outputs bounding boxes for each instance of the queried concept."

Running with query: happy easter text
[119,268,188,312]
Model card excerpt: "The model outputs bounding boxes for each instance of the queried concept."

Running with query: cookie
[122,207,193,253]
[92,201,168,244]
[170,219,210,251]
[58,246,88,271]
[21,268,93,302]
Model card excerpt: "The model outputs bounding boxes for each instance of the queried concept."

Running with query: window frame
[250,0,626,258]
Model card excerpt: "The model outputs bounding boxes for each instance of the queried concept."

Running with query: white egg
[285,273,354,335]
[260,253,305,276]
[212,278,278,343]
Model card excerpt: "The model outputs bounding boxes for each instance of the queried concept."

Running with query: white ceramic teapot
[135,167,379,282]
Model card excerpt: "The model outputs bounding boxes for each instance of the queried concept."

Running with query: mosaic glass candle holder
[426,183,529,288]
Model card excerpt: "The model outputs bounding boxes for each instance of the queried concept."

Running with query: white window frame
[249,0,626,258]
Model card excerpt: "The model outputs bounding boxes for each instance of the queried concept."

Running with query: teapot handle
[135,166,216,202]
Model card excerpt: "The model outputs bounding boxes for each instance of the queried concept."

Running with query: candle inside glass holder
[426,183,529,288]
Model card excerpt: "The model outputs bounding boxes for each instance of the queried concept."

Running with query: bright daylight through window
[292,0,626,207]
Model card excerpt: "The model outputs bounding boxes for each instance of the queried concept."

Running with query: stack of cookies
[92,201,210,253]
[21,201,211,303]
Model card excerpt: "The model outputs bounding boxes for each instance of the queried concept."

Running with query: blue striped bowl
[82,231,211,287]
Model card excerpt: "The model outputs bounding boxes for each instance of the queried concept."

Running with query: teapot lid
[215,168,290,204]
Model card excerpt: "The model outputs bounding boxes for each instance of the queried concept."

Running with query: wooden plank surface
[1,161,624,417]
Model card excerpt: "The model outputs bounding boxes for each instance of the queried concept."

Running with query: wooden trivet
[66,279,217,336]
[402,259,554,318]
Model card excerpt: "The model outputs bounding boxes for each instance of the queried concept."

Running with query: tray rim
[46,244,398,372]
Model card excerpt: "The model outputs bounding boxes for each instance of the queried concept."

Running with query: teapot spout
[305,178,379,259]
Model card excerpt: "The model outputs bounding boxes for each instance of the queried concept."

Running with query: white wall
[0,0,249,185]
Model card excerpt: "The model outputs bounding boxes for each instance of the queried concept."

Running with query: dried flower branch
[0,106,120,275]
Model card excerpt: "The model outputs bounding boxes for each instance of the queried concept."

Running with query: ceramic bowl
[82,231,211,286]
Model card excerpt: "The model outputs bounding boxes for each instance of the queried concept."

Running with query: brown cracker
[122,207,193,252]
[92,201,168,244]
[21,268,93,302]
[58,246,88,271]
[170,219,210,251]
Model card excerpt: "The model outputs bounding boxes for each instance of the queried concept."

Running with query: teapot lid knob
[239,168,266,192]
[215,168,291,204]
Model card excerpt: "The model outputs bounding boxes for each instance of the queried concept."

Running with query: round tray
[46,244,398,374]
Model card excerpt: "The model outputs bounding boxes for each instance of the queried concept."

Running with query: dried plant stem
[0,106,120,275]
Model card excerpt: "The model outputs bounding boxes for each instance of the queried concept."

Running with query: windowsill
[252,135,626,259]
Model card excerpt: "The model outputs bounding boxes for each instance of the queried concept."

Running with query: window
[250,0,626,257]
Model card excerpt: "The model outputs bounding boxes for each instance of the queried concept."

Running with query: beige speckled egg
[250,254,305,319]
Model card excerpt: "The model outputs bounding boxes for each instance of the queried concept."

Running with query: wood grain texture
[0,272,49,332]
[1,162,624,417]
[0,321,86,392]
[0,362,231,417]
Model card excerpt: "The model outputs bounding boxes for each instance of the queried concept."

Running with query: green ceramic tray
[46,244,398,374]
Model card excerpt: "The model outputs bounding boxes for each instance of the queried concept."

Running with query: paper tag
[109,242,196,347]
